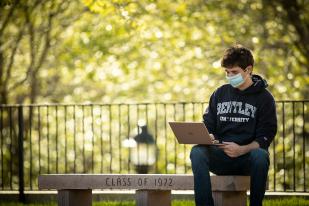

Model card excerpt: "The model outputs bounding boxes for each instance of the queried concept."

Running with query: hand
[209,134,215,141]
[209,134,218,144]
[218,142,244,158]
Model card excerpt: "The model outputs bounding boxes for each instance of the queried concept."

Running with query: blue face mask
[226,73,245,88]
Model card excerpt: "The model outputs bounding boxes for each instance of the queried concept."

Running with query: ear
[246,66,253,75]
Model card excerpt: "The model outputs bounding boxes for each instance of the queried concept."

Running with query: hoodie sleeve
[254,92,277,150]
[203,91,219,139]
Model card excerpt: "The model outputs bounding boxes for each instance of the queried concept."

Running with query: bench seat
[39,174,250,206]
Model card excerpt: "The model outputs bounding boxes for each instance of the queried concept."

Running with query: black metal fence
[0,101,308,194]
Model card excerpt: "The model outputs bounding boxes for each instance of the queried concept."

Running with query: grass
[0,198,309,206]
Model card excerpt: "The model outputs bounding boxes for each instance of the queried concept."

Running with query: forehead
[224,66,243,72]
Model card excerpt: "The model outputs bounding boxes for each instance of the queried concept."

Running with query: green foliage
[56,0,308,102]
[1,0,308,104]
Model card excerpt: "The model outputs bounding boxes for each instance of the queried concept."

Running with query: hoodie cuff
[255,136,270,150]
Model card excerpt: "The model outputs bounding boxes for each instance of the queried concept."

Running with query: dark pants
[190,145,269,206]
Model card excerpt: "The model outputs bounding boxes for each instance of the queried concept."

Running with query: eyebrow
[225,69,238,72]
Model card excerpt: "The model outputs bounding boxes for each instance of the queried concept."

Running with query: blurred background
[0,0,308,104]
[0,0,308,199]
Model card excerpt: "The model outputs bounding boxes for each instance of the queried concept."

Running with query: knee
[250,148,269,168]
[190,145,209,163]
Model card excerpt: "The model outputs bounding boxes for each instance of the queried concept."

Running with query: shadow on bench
[38,174,250,206]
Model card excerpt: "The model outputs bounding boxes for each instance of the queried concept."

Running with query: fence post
[18,106,25,203]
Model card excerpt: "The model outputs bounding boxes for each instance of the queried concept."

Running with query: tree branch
[34,9,53,74]
[3,23,26,89]
[278,0,309,65]
[0,0,20,37]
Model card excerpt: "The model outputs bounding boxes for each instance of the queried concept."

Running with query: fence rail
[0,101,308,197]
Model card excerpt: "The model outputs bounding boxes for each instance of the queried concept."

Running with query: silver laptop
[169,122,224,145]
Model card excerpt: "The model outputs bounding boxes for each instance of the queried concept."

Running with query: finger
[225,152,234,158]
[209,134,215,141]
[213,139,219,144]
[225,152,236,158]
[221,145,231,149]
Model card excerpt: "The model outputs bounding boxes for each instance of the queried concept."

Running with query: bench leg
[213,191,247,206]
[136,190,171,206]
[58,189,92,206]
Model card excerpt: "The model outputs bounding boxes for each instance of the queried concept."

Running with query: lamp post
[131,125,156,174]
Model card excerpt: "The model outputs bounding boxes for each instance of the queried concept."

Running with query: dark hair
[221,44,254,70]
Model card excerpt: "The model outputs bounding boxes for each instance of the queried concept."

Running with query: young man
[190,45,277,206]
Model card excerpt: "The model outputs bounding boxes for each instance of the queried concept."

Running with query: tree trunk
[0,41,7,104]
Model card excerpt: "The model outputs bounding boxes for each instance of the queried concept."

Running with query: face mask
[226,73,245,88]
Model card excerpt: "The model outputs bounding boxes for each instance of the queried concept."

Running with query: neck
[238,76,253,91]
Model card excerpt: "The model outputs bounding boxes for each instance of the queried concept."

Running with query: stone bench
[38,174,250,206]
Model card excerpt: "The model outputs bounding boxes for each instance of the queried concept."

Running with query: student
[190,45,277,206]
